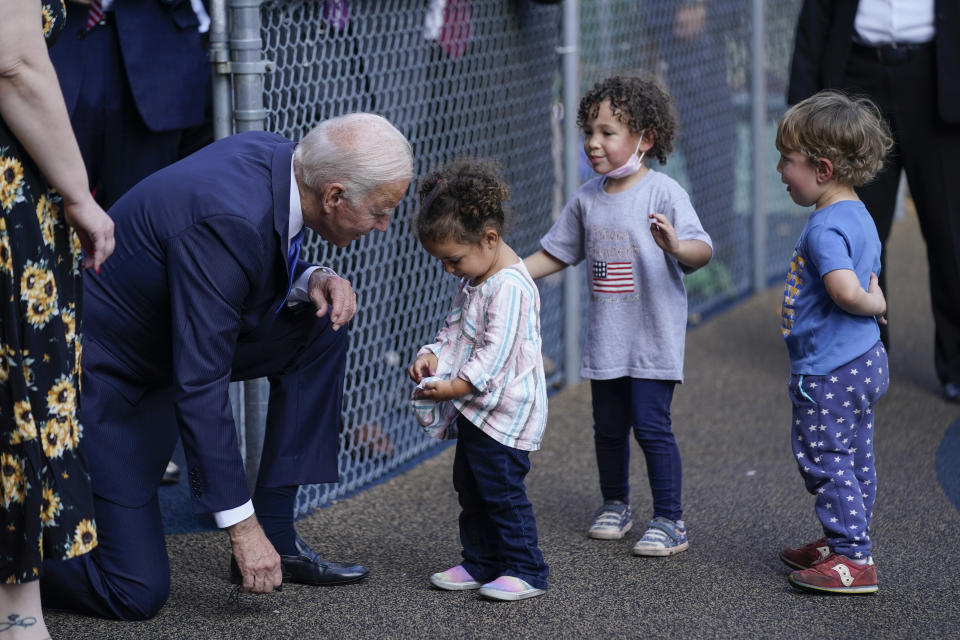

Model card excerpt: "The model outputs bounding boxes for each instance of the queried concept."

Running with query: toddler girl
[408,159,549,601]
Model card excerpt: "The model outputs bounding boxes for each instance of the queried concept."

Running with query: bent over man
[40,113,413,619]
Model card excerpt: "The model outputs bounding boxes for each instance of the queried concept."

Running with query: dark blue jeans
[591,378,682,521]
[453,414,548,590]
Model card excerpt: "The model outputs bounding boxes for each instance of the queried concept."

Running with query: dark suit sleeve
[787,0,832,104]
[165,215,267,513]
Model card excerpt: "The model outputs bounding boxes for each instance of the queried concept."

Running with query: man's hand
[307,270,357,330]
[227,514,282,593]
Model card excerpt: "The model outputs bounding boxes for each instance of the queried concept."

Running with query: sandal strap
[644,519,683,544]
[595,511,622,521]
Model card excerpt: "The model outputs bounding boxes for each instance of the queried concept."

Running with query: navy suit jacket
[50,0,210,132]
[787,0,960,123]
[82,132,310,512]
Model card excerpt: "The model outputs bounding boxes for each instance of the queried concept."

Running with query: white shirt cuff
[288,265,337,304]
[213,500,254,528]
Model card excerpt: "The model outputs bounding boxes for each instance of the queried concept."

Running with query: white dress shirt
[854,0,935,45]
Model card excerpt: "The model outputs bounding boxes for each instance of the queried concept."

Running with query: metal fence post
[751,0,768,293]
[228,0,270,133]
[227,0,272,490]
[209,0,233,141]
[562,0,582,387]
[209,0,252,483]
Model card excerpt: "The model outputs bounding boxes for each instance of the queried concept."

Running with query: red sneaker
[789,553,878,594]
[779,538,830,570]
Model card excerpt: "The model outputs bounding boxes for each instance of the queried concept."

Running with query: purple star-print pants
[788,340,889,559]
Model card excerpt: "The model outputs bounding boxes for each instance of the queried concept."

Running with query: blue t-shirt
[780,200,881,374]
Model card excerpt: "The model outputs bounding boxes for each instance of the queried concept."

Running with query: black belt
[851,41,932,65]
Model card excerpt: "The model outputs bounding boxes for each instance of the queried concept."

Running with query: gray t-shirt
[541,170,712,381]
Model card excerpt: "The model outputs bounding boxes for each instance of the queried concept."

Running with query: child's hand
[415,376,475,401]
[417,378,457,401]
[408,352,438,383]
[868,272,888,325]
[649,213,680,255]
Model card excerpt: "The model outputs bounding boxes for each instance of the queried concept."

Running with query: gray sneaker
[588,501,632,539]
[632,516,689,556]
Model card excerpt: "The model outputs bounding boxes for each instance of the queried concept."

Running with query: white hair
[293,113,413,204]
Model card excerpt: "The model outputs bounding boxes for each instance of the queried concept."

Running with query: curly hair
[415,158,510,244]
[776,91,893,187]
[577,75,677,165]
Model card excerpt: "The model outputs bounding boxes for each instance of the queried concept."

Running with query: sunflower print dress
[0,0,98,584]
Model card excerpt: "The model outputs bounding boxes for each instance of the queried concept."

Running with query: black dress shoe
[229,536,369,587]
[944,381,960,403]
[282,535,369,586]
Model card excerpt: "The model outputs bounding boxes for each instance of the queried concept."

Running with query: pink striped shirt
[413,261,547,451]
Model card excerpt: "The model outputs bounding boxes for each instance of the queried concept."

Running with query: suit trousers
[40,305,348,620]
[453,414,549,590]
[844,42,960,386]
[61,9,187,210]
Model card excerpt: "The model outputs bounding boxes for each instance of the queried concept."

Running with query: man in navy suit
[788,0,960,402]
[49,0,211,209]
[39,113,414,620]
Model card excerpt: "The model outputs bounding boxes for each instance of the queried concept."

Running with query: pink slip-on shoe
[478,576,545,601]
[429,564,481,590]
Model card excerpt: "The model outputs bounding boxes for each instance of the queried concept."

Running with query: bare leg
[0,582,51,640]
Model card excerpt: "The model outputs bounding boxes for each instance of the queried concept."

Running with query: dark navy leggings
[591,377,681,521]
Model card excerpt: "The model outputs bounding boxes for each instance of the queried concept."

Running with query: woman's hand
[63,194,114,272]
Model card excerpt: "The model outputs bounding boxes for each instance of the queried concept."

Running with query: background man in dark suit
[51,0,214,485]
[49,0,212,210]
[787,0,960,402]
[39,113,414,620]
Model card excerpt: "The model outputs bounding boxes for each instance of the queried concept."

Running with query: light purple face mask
[604,136,645,179]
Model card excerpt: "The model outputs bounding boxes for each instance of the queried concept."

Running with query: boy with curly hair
[525,75,713,556]
[775,90,893,594]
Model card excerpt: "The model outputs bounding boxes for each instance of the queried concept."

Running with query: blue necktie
[277,230,303,313]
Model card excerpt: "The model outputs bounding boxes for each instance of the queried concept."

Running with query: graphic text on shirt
[781,251,806,337]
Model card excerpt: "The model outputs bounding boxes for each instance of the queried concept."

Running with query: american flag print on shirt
[592,260,634,293]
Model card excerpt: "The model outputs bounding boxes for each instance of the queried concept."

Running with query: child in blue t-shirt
[774,91,893,594]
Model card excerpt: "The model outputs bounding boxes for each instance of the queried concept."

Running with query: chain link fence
[223,0,805,516]
[577,0,804,319]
